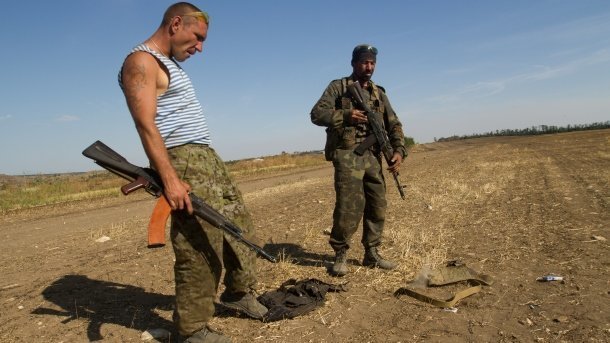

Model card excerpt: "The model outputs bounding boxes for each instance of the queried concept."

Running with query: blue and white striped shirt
[119,44,211,148]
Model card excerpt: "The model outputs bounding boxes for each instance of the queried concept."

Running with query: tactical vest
[324,77,386,161]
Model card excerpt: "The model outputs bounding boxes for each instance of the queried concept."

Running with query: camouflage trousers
[330,148,387,252]
[167,144,257,336]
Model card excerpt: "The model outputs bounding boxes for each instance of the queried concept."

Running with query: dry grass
[0,171,126,213]
[3,131,609,342]
[240,168,459,295]
[227,153,326,179]
[210,141,536,341]
[0,152,327,214]
[1,142,507,297]
[89,217,148,242]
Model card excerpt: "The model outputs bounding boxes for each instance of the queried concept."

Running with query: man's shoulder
[120,50,162,83]
[324,77,352,93]
[123,50,158,67]
[328,77,349,85]
[123,43,158,63]
[124,49,153,59]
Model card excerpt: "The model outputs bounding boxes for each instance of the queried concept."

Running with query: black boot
[362,247,397,270]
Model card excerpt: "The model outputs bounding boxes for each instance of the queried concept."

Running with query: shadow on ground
[263,243,332,267]
[32,274,175,341]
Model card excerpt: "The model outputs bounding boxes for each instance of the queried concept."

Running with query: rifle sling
[394,264,492,308]
[394,281,483,308]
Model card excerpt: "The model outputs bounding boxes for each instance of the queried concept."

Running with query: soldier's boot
[331,249,348,276]
[362,247,397,270]
[183,327,231,343]
[220,292,268,320]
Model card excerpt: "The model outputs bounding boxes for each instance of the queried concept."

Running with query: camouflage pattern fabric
[329,148,387,252]
[311,75,406,254]
[310,75,407,161]
[167,144,257,336]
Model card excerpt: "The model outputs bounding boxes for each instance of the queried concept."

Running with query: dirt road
[1,130,608,342]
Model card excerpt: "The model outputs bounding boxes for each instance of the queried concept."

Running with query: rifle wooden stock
[82,140,277,263]
[121,176,149,195]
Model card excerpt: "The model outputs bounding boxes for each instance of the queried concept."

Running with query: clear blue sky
[1,0,609,175]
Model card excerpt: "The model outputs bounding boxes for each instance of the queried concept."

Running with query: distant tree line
[434,121,610,142]
[249,136,417,159]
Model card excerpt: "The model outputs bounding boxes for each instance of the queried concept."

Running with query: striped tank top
[118,43,211,148]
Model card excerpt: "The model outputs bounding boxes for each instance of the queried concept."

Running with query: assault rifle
[82,140,277,263]
[347,82,406,200]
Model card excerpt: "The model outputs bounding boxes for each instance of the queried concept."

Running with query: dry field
[0,129,608,342]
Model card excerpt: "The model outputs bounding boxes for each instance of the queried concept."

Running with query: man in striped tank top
[119,3,266,342]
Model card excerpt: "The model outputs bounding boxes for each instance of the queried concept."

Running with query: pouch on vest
[257,278,348,322]
[324,127,339,161]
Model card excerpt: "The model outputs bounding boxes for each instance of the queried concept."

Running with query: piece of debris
[536,275,563,282]
[322,228,331,235]
[553,315,569,323]
[591,235,606,241]
[519,318,534,326]
[395,262,492,308]
[95,236,111,243]
[1,283,20,291]
[258,278,347,322]
[141,328,171,341]
[443,307,458,313]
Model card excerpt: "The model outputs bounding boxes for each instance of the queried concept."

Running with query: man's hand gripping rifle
[347,82,406,200]
[82,140,277,263]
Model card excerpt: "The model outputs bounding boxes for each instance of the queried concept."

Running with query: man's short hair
[161,2,205,26]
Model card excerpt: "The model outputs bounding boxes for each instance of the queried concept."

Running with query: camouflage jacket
[310,75,407,161]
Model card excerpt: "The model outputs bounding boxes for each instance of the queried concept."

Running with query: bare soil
[1,130,608,342]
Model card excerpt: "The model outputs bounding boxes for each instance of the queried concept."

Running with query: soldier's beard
[358,74,372,82]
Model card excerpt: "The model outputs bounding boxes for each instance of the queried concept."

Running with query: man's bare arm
[121,52,193,213]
